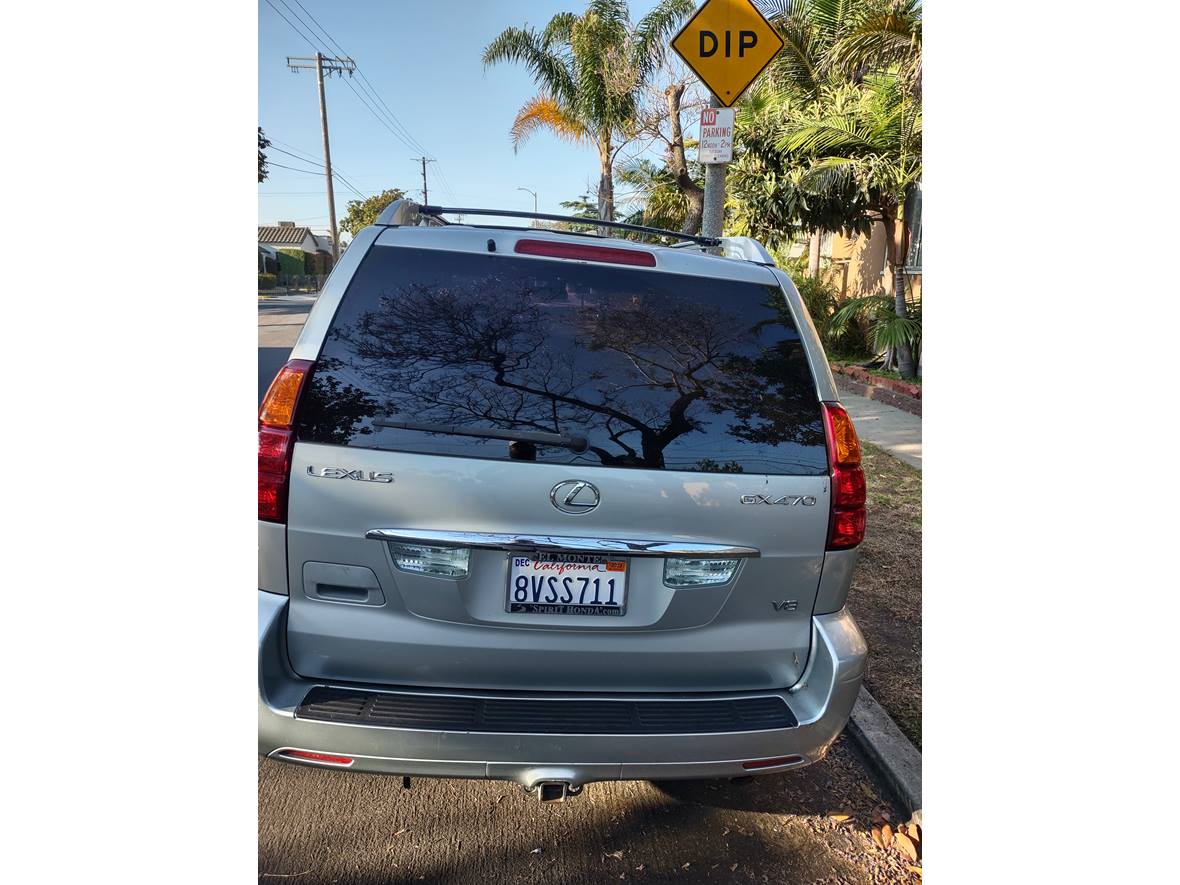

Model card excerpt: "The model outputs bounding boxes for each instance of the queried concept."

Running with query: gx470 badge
[740,494,816,506]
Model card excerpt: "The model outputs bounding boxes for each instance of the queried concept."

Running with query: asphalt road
[256,296,916,884]
[258,294,316,402]
[259,739,913,885]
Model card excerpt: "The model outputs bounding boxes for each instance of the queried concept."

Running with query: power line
[286,0,432,156]
[262,0,320,53]
[338,75,427,154]
[263,159,365,200]
[264,0,449,201]
[270,139,361,183]
[265,145,365,197]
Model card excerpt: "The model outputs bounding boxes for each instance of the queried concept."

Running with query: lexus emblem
[550,480,601,514]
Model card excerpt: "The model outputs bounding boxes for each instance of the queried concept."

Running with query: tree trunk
[808,232,822,278]
[880,205,916,379]
[665,83,704,235]
[597,130,615,224]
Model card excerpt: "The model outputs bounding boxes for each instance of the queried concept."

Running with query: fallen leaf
[905,823,921,841]
[635,865,645,872]
[829,814,851,822]
[530,848,543,854]
[907,865,923,876]
[721,827,731,836]
[894,832,919,862]
[730,863,739,872]
[881,823,894,848]
[392,829,408,837]
[682,862,691,869]
[870,827,884,848]
[605,850,624,860]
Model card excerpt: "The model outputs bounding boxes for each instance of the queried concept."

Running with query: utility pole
[700,95,727,250]
[413,157,434,205]
[287,54,356,262]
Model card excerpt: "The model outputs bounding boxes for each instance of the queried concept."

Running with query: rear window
[296,245,827,475]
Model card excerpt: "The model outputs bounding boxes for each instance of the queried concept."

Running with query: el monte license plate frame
[506,552,628,616]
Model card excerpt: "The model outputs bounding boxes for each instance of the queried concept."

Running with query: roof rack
[377,200,721,247]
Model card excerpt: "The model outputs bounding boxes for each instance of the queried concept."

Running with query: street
[258,294,315,402]
[259,743,911,884]
[257,296,915,883]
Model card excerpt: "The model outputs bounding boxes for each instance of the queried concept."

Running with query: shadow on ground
[259,737,911,884]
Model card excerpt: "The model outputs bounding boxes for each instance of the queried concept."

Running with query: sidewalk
[838,386,922,471]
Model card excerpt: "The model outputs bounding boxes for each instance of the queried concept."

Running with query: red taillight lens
[259,360,313,523]
[514,238,657,266]
[822,403,866,550]
[832,463,866,509]
[259,427,293,522]
[828,509,866,549]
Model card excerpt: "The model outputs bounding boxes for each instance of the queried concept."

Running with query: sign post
[671,0,784,242]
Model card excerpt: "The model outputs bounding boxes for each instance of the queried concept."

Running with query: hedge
[277,249,305,278]
[258,273,277,290]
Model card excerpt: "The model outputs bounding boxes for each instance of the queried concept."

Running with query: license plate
[507,553,628,616]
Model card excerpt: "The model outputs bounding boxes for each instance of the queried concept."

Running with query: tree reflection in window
[297,251,827,475]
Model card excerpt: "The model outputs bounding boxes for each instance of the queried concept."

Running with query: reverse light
[387,542,471,578]
[514,238,657,267]
[259,359,314,523]
[822,403,866,550]
[663,558,740,587]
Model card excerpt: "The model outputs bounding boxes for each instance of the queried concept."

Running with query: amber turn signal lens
[259,359,314,428]
[821,403,861,467]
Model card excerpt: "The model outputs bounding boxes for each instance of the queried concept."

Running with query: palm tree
[829,0,922,96]
[482,0,694,222]
[777,74,921,377]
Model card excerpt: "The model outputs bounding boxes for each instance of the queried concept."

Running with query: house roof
[258,224,313,245]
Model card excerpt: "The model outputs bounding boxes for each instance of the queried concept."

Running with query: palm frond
[483,27,577,107]
[632,0,695,77]
[510,95,591,151]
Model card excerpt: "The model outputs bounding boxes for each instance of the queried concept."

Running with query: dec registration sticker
[507,553,628,616]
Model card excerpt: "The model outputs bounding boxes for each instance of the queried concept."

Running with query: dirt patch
[848,442,922,750]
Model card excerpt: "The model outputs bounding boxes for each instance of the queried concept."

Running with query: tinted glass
[296,246,827,475]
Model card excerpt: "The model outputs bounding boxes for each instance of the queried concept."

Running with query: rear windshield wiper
[372,418,588,454]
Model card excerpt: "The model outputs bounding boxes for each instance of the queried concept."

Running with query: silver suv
[258,201,867,801]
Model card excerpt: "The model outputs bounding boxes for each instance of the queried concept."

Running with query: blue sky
[259,0,679,240]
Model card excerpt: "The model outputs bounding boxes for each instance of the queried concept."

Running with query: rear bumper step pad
[296,687,798,735]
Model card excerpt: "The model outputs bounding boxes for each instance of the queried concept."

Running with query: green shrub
[783,258,873,359]
[276,249,305,279]
[258,273,277,290]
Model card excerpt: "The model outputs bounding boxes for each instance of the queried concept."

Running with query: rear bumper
[258,590,867,786]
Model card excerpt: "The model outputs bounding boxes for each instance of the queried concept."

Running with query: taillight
[822,403,866,549]
[259,359,313,523]
[514,238,657,266]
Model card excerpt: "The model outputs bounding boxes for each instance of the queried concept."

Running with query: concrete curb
[834,377,922,416]
[846,687,922,819]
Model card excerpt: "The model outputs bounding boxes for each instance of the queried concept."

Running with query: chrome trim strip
[364,528,760,558]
